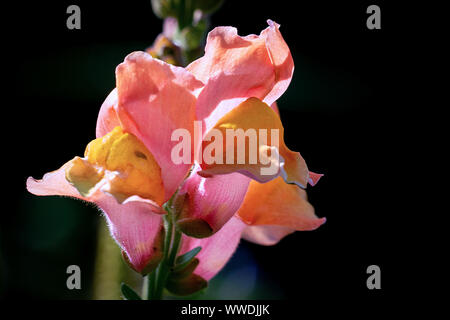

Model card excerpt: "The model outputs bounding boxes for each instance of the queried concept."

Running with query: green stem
[149,201,183,300]
[168,227,182,265]
[141,269,157,299]
[149,270,157,299]
[163,214,174,259]
[142,275,149,299]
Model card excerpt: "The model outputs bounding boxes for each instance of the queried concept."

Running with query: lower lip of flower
[65,126,165,205]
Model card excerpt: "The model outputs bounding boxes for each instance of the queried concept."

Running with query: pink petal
[176,165,250,237]
[26,163,165,274]
[26,161,87,199]
[308,171,324,186]
[179,216,247,281]
[270,101,280,115]
[97,195,165,274]
[96,88,120,138]
[187,20,294,135]
[241,225,295,246]
[260,20,294,105]
[163,17,178,38]
[114,51,204,201]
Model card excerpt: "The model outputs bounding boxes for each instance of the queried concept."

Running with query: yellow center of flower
[66,126,164,205]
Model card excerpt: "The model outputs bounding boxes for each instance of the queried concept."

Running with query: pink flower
[27,20,325,282]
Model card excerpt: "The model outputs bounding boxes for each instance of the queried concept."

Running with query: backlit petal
[27,161,165,274]
[96,88,120,138]
[188,20,294,135]
[237,177,326,231]
[308,171,324,186]
[115,51,204,201]
[178,216,247,281]
[270,101,280,115]
[97,195,165,274]
[72,126,165,206]
[174,164,250,238]
[241,225,294,246]
[199,97,309,188]
[27,161,88,199]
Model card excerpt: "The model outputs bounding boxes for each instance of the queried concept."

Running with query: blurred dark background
[1,0,416,304]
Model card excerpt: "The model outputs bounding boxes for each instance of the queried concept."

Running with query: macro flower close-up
[4,0,408,308]
[26,17,325,298]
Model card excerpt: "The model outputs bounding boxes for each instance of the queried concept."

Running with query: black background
[1,0,427,312]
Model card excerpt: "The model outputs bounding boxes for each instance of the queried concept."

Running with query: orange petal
[241,225,295,246]
[237,177,326,232]
[199,97,309,188]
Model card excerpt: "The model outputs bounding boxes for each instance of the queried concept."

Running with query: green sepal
[173,246,201,272]
[172,258,200,279]
[166,248,207,296]
[173,18,207,51]
[120,283,142,300]
[166,273,208,296]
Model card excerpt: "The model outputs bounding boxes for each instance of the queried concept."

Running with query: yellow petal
[200,97,309,188]
[66,126,164,205]
[65,157,104,197]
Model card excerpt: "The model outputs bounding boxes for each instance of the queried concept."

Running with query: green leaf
[120,283,142,300]
[173,246,201,272]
